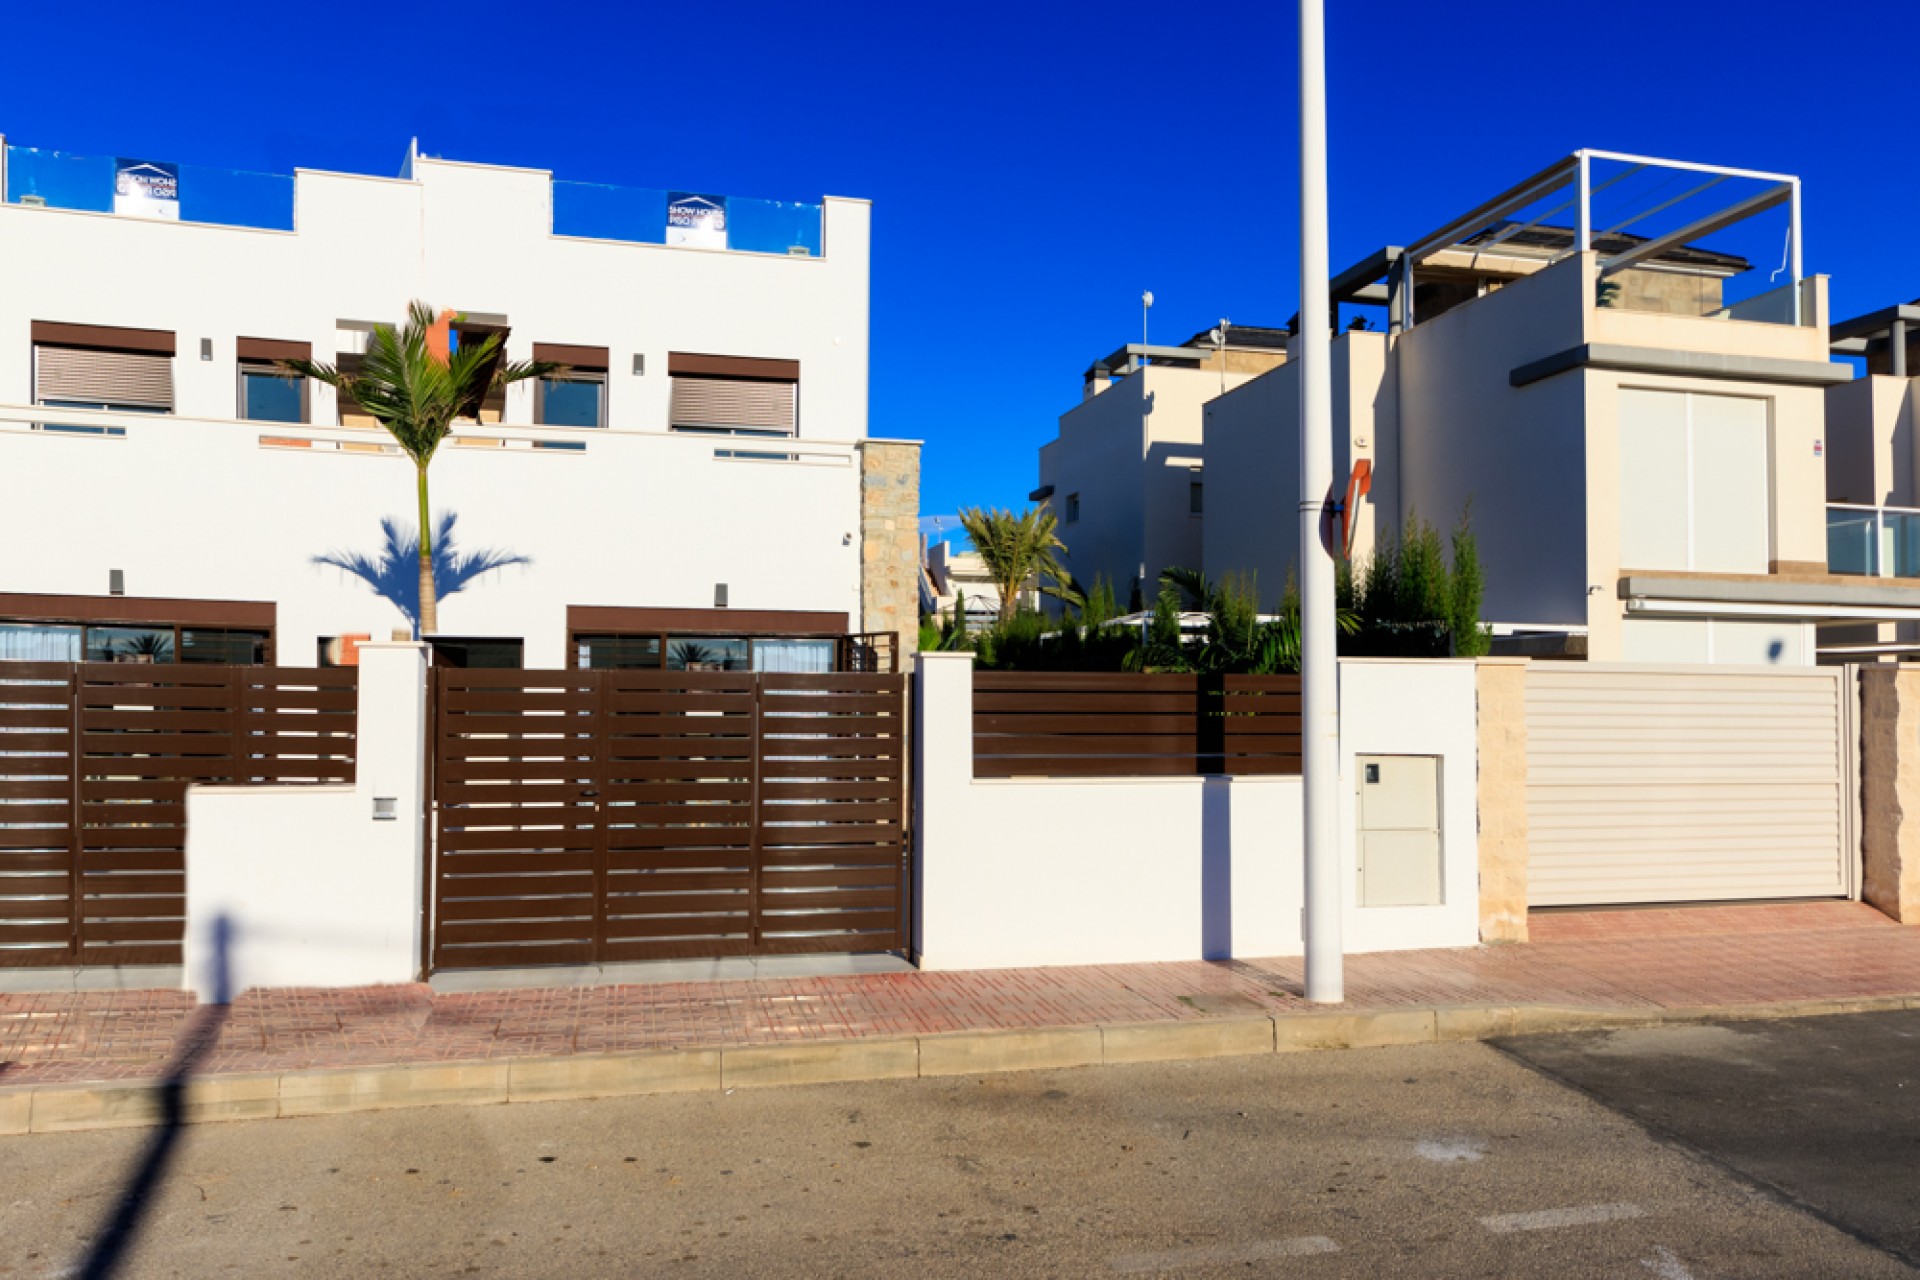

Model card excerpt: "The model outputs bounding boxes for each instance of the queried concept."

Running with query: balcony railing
[1828,504,1920,578]
[551,182,821,256]
[4,145,294,230]
[3,143,825,255]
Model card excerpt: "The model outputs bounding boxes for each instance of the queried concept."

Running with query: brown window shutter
[669,376,797,433]
[532,343,610,371]
[29,321,176,356]
[236,337,312,362]
[34,345,174,410]
[667,352,799,382]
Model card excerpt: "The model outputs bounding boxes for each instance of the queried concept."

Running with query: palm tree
[956,506,1071,624]
[284,302,558,634]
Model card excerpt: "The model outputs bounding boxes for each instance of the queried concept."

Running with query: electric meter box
[1355,755,1442,907]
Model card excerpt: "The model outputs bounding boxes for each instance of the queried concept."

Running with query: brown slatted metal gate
[0,662,359,967]
[429,668,909,971]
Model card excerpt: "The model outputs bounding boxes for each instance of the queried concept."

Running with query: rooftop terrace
[0,138,824,256]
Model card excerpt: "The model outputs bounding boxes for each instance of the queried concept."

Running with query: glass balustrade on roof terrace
[1,142,824,255]
[1828,505,1920,579]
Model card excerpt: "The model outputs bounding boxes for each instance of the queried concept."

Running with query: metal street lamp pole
[1298,0,1343,1003]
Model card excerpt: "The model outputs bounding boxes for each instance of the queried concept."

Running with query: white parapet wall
[183,643,428,1001]
[913,653,1480,971]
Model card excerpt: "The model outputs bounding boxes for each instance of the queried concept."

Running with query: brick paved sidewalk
[2,901,1912,1089]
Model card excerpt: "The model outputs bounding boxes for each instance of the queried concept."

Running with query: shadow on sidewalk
[77,915,232,1280]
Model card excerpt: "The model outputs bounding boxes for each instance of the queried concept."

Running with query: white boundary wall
[913,654,1480,970]
[183,643,428,1000]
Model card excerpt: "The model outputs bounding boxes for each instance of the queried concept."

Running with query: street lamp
[1298,0,1343,1003]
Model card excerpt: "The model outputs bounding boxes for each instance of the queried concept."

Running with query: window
[0,621,269,664]
[1618,389,1770,574]
[428,637,525,669]
[1066,493,1080,523]
[574,633,837,672]
[668,636,751,671]
[1189,480,1203,515]
[233,337,311,424]
[0,622,81,662]
[668,353,799,437]
[239,364,305,423]
[85,626,176,664]
[450,321,509,424]
[576,635,662,670]
[537,374,606,428]
[532,344,611,428]
[33,327,174,415]
[182,629,270,664]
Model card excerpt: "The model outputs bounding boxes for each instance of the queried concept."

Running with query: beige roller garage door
[1526,664,1854,907]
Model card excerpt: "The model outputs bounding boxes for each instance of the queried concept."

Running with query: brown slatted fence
[430,668,907,971]
[0,663,81,967]
[0,663,359,967]
[972,672,1302,778]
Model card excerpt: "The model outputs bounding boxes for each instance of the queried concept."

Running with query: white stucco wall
[1824,375,1916,508]
[0,156,875,663]
[912,654,1479,970]
[1201,333,1394,611]
[0,408,863,668]
[1038,364,1253,607]
[1395,256,1593,631]
[183,643,427,1000]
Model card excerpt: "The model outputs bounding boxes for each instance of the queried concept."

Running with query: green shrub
[1343,506,1487,657]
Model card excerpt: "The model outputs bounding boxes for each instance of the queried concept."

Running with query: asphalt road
[0,1037,1909,1278]
[1500,1007,1920,1270]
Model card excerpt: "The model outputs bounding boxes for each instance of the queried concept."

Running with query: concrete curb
[6,993,1916,1137]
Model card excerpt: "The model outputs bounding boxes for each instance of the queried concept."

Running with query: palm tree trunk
[416,463,437,636]
[999,575,1019,624]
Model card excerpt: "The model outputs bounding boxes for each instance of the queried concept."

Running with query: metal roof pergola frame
[1398,149,1803,331]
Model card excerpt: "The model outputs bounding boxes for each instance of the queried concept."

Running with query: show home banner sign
[114,158,180,220]
[666,192,727,249]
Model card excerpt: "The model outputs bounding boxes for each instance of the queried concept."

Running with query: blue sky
[7,1,1915,524]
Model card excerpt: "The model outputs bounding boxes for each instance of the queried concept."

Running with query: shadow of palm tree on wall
[314,512,529,638]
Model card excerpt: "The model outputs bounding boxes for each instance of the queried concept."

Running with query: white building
[0,136,919,670]
[1032,327,1288,609]
[1200,151,1898,666]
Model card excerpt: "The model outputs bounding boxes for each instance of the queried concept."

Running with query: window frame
[236,359,309,424]
[570,630,844,672]
[534,370,608,429]
[666,352,800,438]
[1066,493,1081,524]
[0,619,272,665]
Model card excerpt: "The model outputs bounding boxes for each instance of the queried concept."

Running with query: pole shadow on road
[77,914,233,1280]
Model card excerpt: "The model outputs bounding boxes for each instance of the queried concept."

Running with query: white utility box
[1355,754,1443,907]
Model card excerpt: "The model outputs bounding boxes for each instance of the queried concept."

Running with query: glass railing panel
[4,146,293,229]
[551,181,668,244]
[729,197,822,257]
[1828,508,1879,576]
[4,146,114,212]
[1888,511,1920,578]
[551,181,821,256]
[177,163,293,230]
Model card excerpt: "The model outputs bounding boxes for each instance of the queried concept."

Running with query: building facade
[1198,150,1920,666]
[1033,327,1287,608]
[0,137,917,670]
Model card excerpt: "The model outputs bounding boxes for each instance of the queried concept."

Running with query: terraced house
[0,136,919,673]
